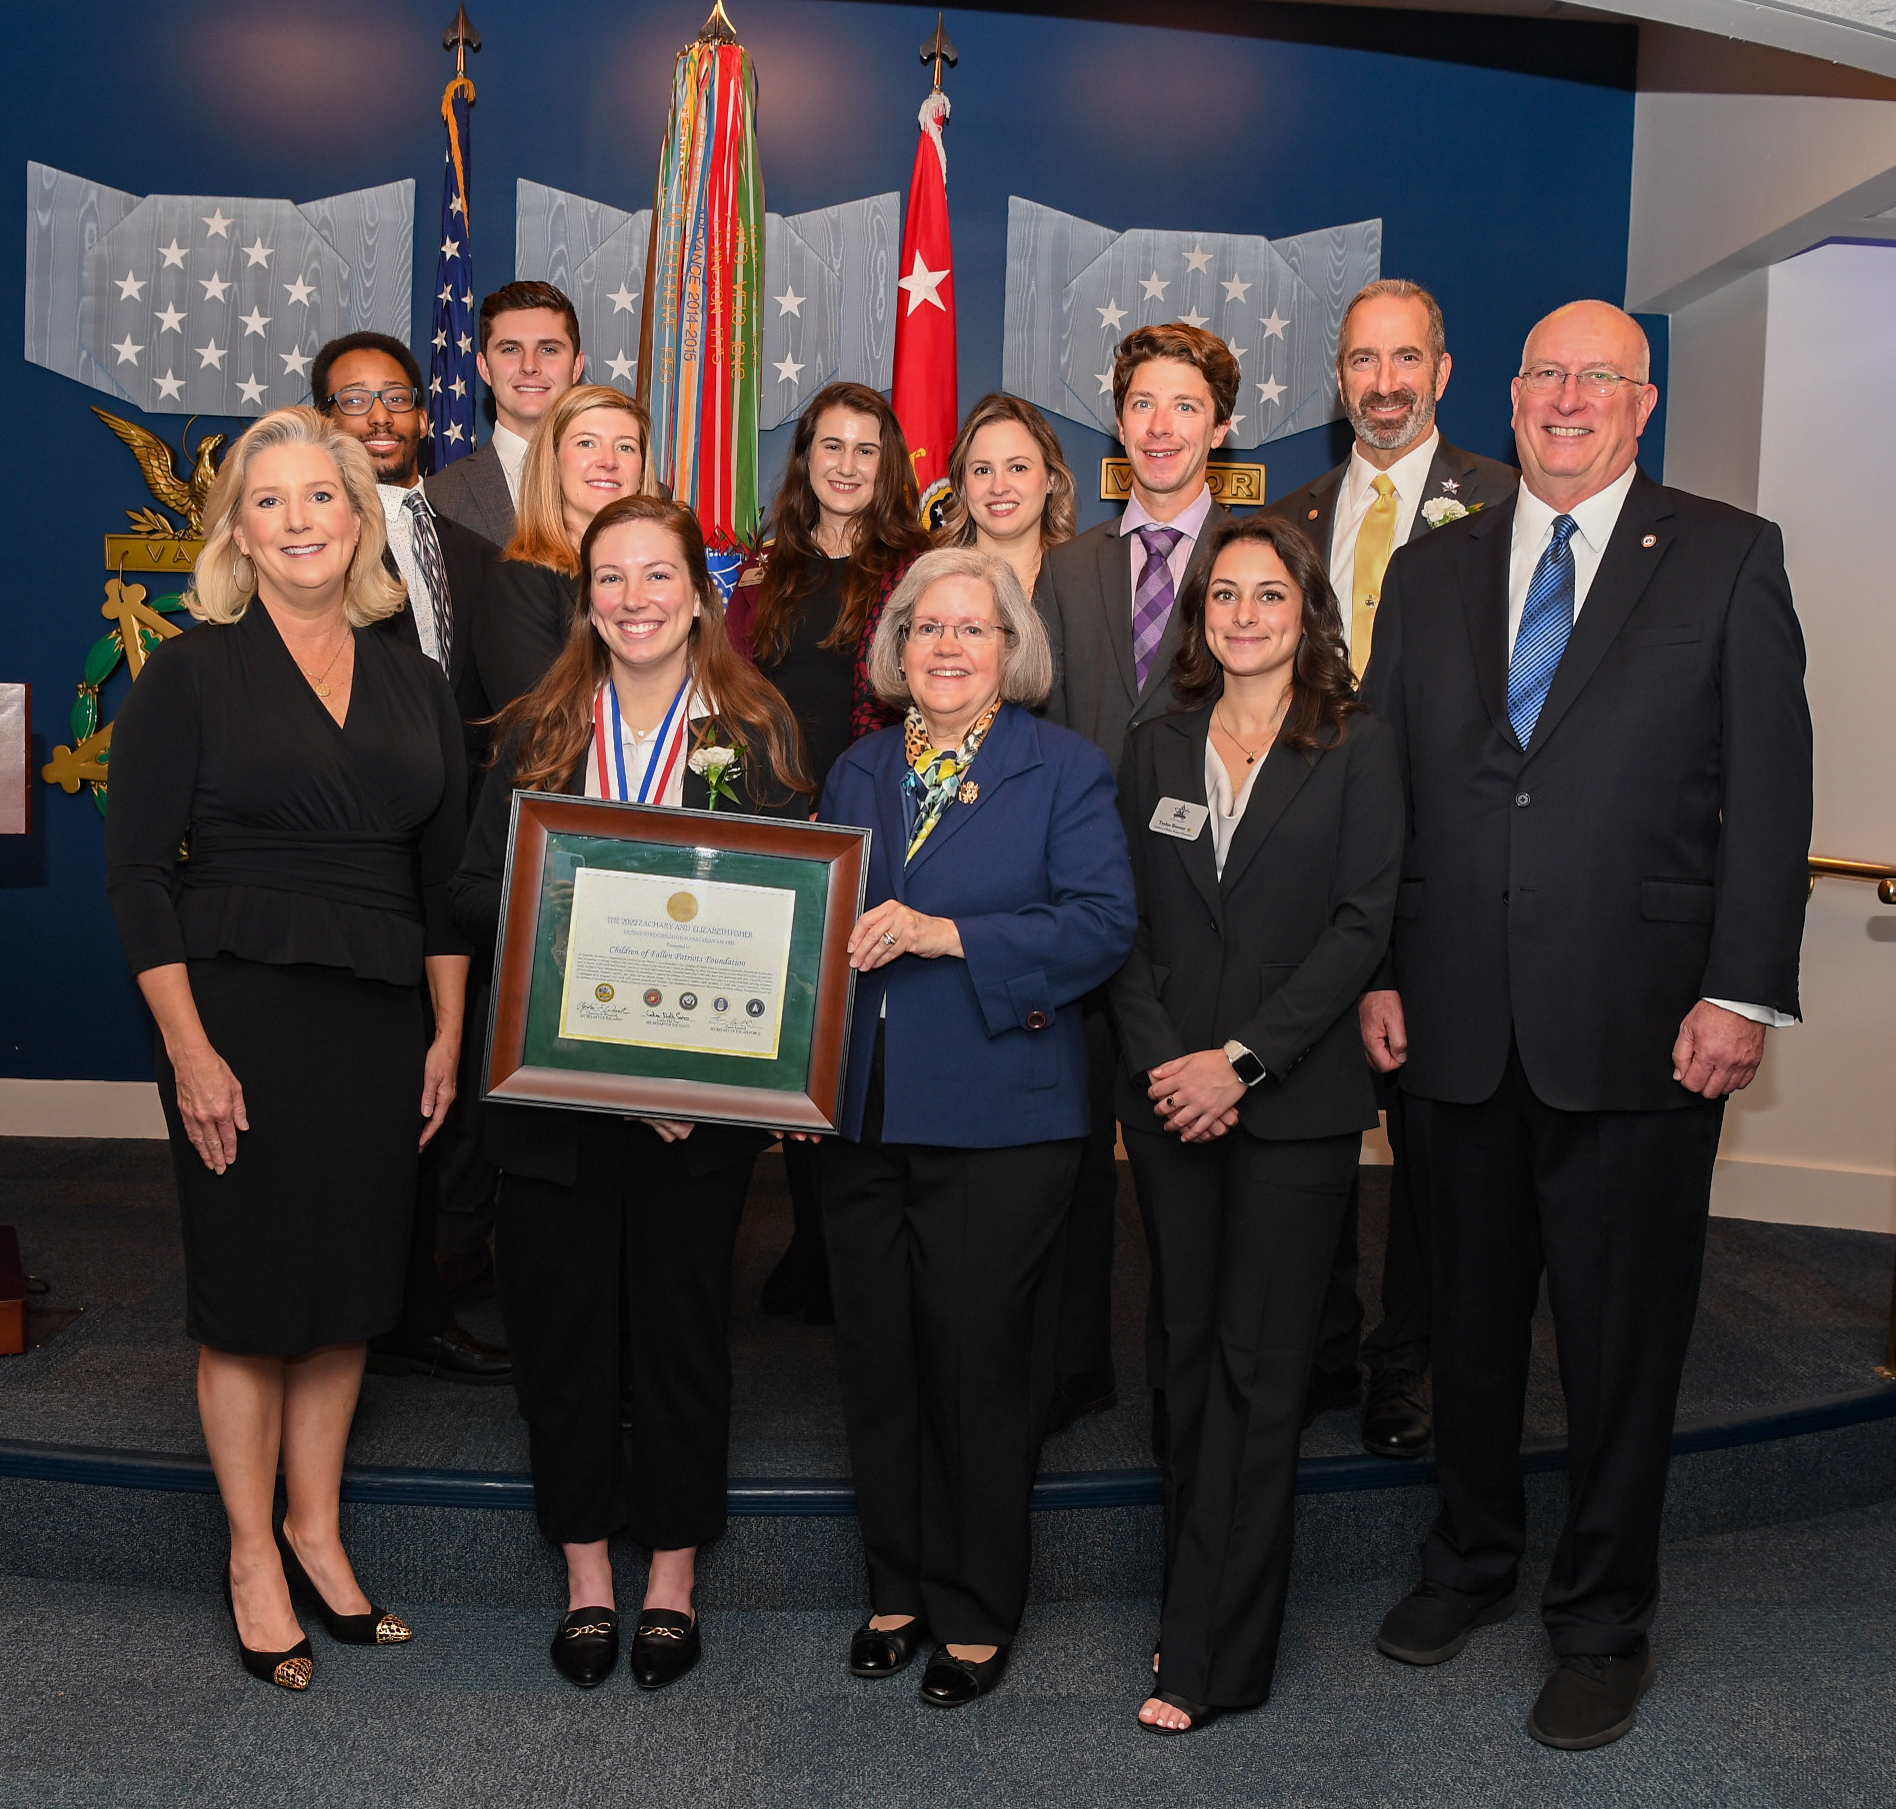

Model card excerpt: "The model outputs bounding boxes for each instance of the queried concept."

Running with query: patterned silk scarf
[902,700,1000,863]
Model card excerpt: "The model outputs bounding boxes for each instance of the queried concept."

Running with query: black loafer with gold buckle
[631,1609,701,1690]
[550,1607,619,1689]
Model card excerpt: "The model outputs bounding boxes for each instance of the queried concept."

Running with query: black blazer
[1111,703,1403,1141]
[377,508,499,741]
[449,730,805,1185]
[1265,436,1517,566]
[474,559,581,714]
[1363,469,1813,1114]
[1036,501,1231,778]
[425,441,515,550]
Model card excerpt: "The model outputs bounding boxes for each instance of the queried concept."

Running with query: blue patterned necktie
[1508,514,1578,747]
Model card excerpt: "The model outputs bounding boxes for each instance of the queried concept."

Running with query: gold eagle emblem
[91,406,226,536]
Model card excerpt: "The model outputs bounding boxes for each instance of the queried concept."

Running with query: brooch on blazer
[957,780,979,804]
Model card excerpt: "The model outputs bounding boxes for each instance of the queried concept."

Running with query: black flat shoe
[222,1576,312,1691]
[1141,1690,1223,1736]
[849,1617,932,1677]
[551,1607,619,1688]
[920,1644,1009,1706]
[276,1527,411,1646]
[1528,1642,1656,1750]
[631,1609,701,1690]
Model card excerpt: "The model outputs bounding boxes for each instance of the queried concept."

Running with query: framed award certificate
[485,794,871,1132]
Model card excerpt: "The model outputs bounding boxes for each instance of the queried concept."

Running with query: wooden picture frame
[485,793,870,1132]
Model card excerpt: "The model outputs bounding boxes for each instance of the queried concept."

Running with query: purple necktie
[1132,524,1184,691]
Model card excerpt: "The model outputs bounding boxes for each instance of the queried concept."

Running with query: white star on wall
[111,334,143,366]
[115,270,145,301]
[158,240,187,270]
[1098,300,1126,332]
[1260,312,1289,339]
[1139,271,1169,302]
[238,307,271,337]
[1256,376,1285,404]
[1180,309,1209,330]
[236,375,267,405]
[897,250,950,315]
[242,238,272,268]
[607,352,636,382]
[773,354,805,385]
[154,369,184,400]
[154,304,185,334]
[200,272,230,302]
[283,277,315,306]
[607,283,639,315]
[1183,243,1213,274]
[1227,414,1244,433]
[280,347,312,377]
[1228,344,1249,362]
[1221,275,1251,304]
[196,338,226,370]
[774,286,805,318]
[202,208,232,238]
[1095,369,1114,395]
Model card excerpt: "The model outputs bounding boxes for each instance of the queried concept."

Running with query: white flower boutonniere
[689,739,744,810]
[1421,496,1483,530]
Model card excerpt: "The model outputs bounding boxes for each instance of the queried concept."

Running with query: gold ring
[882,930,898,947]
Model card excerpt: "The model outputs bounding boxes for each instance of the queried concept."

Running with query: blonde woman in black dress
[106,407,470,1690]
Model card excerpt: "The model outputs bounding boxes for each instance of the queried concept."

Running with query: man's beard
[1345,385,1436,454]
[371,444,421,487]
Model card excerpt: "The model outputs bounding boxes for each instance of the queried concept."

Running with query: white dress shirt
[1204,736,1263,880]
[377,482,441,669]
[1328,429,1440,658]
[1506,466,1793,1030]
[491,422,531,503]
[1121,484,1216,619]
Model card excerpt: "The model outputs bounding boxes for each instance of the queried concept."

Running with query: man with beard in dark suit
[312,331,512,1386]
[1035,322,1239,1439]
[1363,301,1810,1750]
[1268,280,1516,1461]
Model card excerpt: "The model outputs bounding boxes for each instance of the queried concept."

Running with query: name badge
[1149,797,1209,841]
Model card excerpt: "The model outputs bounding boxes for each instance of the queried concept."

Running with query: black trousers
[1310,1089,1431,1389]
[434,972,501,1262]
[1051,995,1120,1383]
[1127,1124,1358,1709]
[1412,1044,1723,1653]
[497,1116,753,1549]
[821,1059,1080,1646]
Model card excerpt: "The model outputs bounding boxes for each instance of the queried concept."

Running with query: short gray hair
[868,547,1054,710]
[1338,279,1447,373]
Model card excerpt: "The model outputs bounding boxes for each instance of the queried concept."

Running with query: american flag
[426,74,477,470]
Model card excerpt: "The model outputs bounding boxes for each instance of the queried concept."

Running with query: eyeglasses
[326,385,423,415]
[903,620,1011,646]
[1517,367,1642,398]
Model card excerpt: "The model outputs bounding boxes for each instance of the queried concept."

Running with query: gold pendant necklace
[292,627,352,699]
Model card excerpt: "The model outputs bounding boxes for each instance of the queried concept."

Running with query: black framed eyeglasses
[326,385,423,415]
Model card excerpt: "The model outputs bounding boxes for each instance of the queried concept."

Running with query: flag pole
[426,6,480,472]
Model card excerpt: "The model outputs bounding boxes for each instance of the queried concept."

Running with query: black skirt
[158,955,424,1354]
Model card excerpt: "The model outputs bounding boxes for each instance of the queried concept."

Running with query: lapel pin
[1441,478,1461,494]
[1642,534,1657,548]
[1307,508,1319,520]
[957,780,979,804]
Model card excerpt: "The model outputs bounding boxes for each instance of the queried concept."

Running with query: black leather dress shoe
[1376,1579,1518,1665]
[1528,1642,1656,1750]
[367,1323,512,1384]
[630,1610,701,1690]
[550,1607,618,1689]
[1301,1369,1363,1430]
[920,1645,1009,1705]
[1046,1368,1117,1438]
[1362,1368,1432,1458]
[849,1617,932,1678]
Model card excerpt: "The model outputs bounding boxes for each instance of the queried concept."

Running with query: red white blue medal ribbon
[591,679,692,805]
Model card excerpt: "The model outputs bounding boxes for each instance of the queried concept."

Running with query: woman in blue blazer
[813,547,1136,1706]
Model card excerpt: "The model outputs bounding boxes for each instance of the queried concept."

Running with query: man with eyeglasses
[311,330,512,1388]
[1266,279,1516,1464]
[1360,301,1811,1749]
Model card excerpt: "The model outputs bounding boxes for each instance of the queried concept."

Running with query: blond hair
[190,406,403,625]
[867,547,1054,710]
[504,384,656,574]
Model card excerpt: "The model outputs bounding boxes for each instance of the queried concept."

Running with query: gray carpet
[1,1136,1891,1477]
[0,1495,1892,1808]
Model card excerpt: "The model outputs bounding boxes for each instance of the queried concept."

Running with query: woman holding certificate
[813,548,1137,1705]
[473,384,659,711]
[451,495,810,1692]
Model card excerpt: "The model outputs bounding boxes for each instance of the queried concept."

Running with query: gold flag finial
[443,4,480,75]
[698,1,738,44]
[922,14,959,91]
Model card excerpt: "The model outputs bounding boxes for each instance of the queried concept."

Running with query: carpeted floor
[1,1136,1891,1477]
[0,1493,1892,1808]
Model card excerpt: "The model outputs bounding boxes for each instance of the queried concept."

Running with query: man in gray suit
[1035,321,1241,1436]
[1267,278,1516,1462]
[425,279,586,547]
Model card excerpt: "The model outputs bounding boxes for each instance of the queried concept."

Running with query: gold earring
[232,550,255,594]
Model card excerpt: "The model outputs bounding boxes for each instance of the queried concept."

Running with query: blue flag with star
[426,76,476,472]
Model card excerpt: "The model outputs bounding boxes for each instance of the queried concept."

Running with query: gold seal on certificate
[558,868,796,1059]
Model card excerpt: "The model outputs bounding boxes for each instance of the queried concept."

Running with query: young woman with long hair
[451,495,809,1695]
[936,393,1078,603]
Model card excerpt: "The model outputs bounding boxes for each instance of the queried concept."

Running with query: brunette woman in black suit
[451,496,810,1692]
[1112,516,1403,1734]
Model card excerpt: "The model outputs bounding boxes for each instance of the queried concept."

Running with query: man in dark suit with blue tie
[1361,302,1811,1749]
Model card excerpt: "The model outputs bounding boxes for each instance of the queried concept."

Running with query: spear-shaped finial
[443,4,480,75]
[921,13,958,91]
[699,0,739,44]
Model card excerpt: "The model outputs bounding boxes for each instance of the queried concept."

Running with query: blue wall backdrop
[1,0,1642,1082]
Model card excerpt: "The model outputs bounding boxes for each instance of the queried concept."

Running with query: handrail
[1808,856,1896,905]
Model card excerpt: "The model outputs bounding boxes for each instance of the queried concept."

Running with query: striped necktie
[1508,514,1578,747]
[1132,524,1184,691]
[404,488,454,673]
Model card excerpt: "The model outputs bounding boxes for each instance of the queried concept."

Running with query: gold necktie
[1351,473,1398,678]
